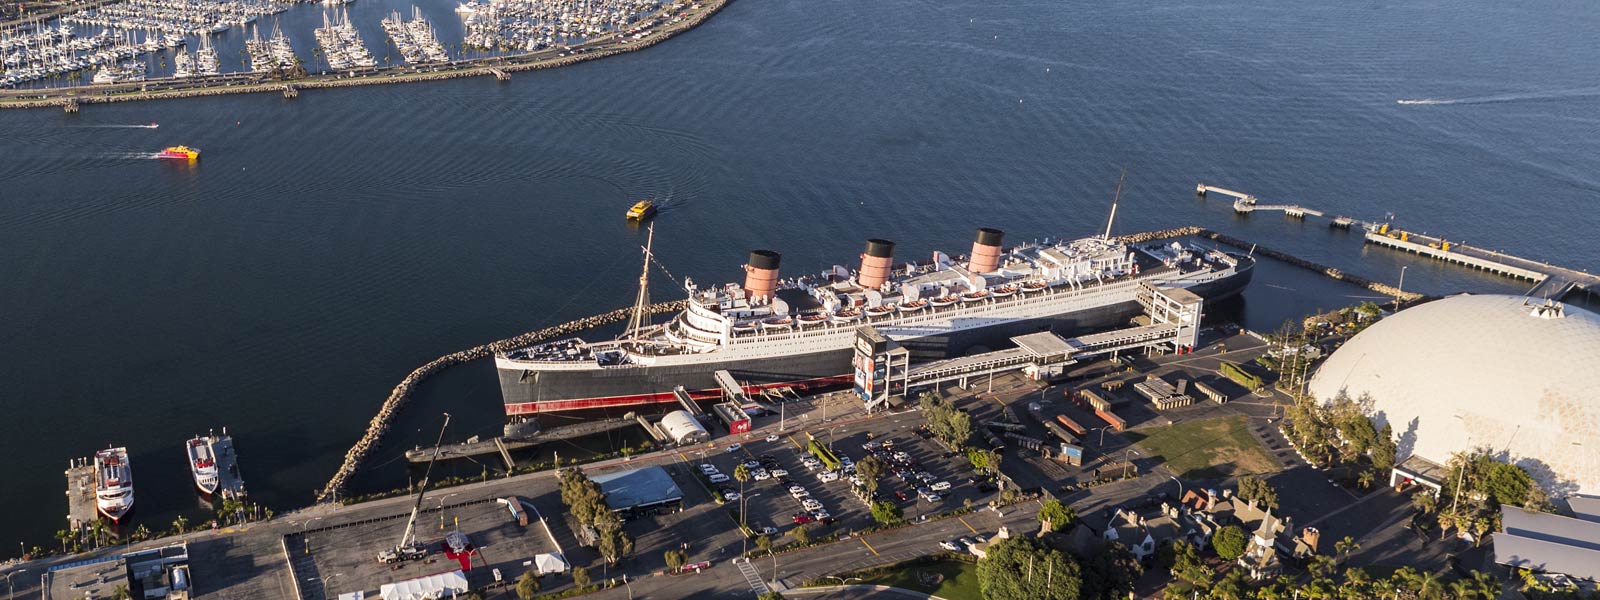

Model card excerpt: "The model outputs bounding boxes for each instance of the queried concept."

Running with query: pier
[1197,183,1371,229]
[1364,230,1599,298]
[64,458,96,530]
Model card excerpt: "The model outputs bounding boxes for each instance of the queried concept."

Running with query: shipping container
[1095,408,1126,432]
[1042,421,1079,445]
[1055,414,1089,436]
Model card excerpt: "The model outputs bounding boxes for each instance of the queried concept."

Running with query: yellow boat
[157,145,200,160]
[625,200,657,221]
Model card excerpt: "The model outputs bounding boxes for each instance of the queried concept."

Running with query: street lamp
[1395,266,1408,309]
[739,492,764,557]
[1169,475,1184,502]
[301,516,327,555]
[823,575,863,586]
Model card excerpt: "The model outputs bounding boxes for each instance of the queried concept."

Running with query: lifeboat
[961,290,989,302]
[929,295,960,307]
[1022,281,1048,292]
[991,285,1019,298]
[897,299,928,312]
[865,305,895,317]
[832,308,863,322]
[760,316,794,329]
[798,313,829,326]
[732,321,758,333]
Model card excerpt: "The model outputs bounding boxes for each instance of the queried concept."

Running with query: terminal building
[592,466,685,517]
[1309,294,1600,496]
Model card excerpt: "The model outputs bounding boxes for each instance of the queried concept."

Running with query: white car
[699,464,718,475]
[810,509,831,520]
[788,484,807,494]
[790,488,810,499]
[724,491,742,502]
[708,473,730,483]
[765,434,781,443]
[921,492,942,502]
[931,481,952,491]
[801,499,823,511]
[753,469,771,480]
[818,471,840,483]
[760,526,779,536]
[939,540,959,551]
[850,475,865,487]
[727,443,742,452]
[771,469,789,478]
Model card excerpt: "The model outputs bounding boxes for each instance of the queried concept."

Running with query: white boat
[94,447,134,522]
[187,436,220,495]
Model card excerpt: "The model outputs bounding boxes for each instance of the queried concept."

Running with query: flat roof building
[592,466,685,515]
[1494,505,1600,583]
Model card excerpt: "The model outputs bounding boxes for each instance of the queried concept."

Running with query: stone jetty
[316,300,686,502]
[1113,226,1423,302]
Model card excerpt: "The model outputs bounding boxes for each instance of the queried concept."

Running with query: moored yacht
[94,447,134,522]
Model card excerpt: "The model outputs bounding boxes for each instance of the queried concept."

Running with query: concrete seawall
[316,300,687,502]
[1,0,731,110]
[1114,226,1422,302]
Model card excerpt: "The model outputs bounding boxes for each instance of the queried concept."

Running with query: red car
[793,513,816,524]
[894,490,911,502]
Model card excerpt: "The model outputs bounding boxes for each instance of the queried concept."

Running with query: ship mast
[1103,168,1126,240]
[622,223,655,341]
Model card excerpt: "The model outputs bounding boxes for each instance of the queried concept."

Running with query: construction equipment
[378,412,451,564]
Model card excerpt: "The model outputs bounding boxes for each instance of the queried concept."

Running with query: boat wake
[70,123,159,129]
[1397,87,1600,106]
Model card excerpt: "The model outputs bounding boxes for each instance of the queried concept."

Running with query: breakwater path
[1115,226,1423,302]
[316,300,687,502]
[0,0,731,110]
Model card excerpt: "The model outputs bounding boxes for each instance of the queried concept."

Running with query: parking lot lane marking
[957,516,979,534]
[860,536,880,556]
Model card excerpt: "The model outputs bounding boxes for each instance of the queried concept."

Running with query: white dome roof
[1309,294,1600,496]
[659,410,709,444]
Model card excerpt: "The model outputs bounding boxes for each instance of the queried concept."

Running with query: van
[708,473,730,483]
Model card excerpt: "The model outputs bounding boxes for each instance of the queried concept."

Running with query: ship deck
[211,434,247,500]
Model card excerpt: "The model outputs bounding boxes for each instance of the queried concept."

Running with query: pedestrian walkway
[734,557,770,594]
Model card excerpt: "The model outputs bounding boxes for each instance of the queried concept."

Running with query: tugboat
[187,436,220,496]
[157,145,200,160]
[625,199,656,221]
[94,447,135,522]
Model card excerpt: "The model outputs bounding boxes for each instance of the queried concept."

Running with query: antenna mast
[1103,168,1126,240]
[623,223,655,341]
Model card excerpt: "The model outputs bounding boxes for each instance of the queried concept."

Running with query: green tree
[515,571,540,600]
[1372,423,1398,472]
[976,537,1082,600]
[791,524,810,546]
[755,535,772,553]
[856,455,886,496]
[1037,499,1075,533]
[1236,476,1279,510]
[1210,525,1247,561]
[663,548,686,571]
[170,515,190,535]
[571,566,590,588]
[1209,569,1250,600]
[1078,541,1140,600]
[1169,540,1213,587]
[111,585,131,600]
[1333,535,1359,564]
[870,500,902,525]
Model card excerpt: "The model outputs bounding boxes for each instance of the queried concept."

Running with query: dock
[403,417,640,464]
[1197,183,1371,229]
[1363,230,1599,299]
[65,457,96,529]
[209,432,248,500]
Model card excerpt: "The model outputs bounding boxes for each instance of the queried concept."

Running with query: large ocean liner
[495,222,1255,419]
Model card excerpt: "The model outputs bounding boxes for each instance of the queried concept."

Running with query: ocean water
[3,0,1597,550]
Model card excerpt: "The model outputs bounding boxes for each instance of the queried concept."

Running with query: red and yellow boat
[157,145,200,160]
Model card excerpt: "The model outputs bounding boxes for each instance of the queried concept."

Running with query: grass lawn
[1124,415,1280,479]
[858,559,981,600]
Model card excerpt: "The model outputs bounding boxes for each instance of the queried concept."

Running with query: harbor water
[2,0,1598,550]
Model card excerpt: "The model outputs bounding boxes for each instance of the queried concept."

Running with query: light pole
[1395,266,1408,309]
[301,517,326,555]
[1169,476,1184,502]
[321,572,344,598]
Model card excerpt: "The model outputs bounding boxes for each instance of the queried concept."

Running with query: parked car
[743,459,762,469]
[923,492,942,502]
[894,490,911,502]
[771,469,788,478]
[801,499,823,511]
[810,509,831,520]
[790,488,810,499]
[699,464,718,475]
[709,473,730,483]
[760,526,779,536]
[753,469,771,480]
[724,491,742,502]
[957,536,974,548]
[818,471,840,483]
[939,540,960,551]
[726,443,742,452]
[792,514,815,524]
[765,434,781,443]
[931,481,952,491]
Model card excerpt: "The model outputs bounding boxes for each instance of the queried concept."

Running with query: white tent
[379,570,469,600]
[534,552,568,575]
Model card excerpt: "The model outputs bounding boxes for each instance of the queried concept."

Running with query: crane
[377,412,451,564]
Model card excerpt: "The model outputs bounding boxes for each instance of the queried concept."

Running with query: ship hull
[500,259,1253,415]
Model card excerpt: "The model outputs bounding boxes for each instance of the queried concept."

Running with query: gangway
[1198,183,1373,229]
[672,385,705,417]
[713,370,748,403]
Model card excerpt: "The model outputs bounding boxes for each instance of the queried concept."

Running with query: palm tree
[733,463,751,553]
[1333,536,1359,564]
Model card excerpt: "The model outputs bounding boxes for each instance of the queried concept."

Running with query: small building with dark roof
[592,466,685,516]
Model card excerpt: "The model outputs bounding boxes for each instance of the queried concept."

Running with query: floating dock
[1197,183,1371,229]
[65,457,97,529]
[404,417,640,463]
[209,432,248,500]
